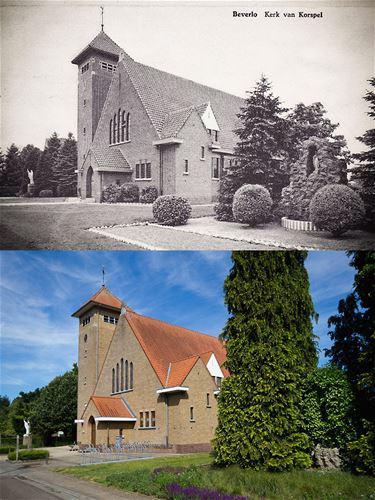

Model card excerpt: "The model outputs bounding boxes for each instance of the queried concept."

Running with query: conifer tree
[352,78,375,228]
[35,132,61,195]
[215,251,317,471]
[3,144,21,192]
[215,76,289,220]
[53,132,77,196]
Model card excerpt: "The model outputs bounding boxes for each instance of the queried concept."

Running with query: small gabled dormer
[196,102,221,148]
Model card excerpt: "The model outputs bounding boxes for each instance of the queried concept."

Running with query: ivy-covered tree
[19,145,42,194]
[352,78,375,229]
[326,251,375,474]
[215,76,289,220]
[30,364,77,444]
[301,366,356,449]
[215,251,317,471]
[53,132,77,196]
[35,132,61,195]
[2,144,21,194]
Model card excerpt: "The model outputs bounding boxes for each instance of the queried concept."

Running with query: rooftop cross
[100,6,104,31]
[102,266,105,287]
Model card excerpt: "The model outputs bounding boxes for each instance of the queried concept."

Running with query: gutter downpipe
[165,394,169,448]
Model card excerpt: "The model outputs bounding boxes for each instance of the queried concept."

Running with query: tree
[53,132,77,196]
[326,251,375,474]
[3,389,41,436]
[19,145,42,194]
[30,365,77,444]
[0,148,6,186]
[301,366,356,449]
[215,76,289,220]
[352,78,375,229]
[0,396,10,434]
[34,132,61,195]
[214,251,317,471]
[3,144,21,193]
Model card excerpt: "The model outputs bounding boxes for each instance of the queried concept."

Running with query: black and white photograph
[1,0,374,249]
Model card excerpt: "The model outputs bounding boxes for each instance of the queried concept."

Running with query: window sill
[183,173,189,176]
[138,427,156,430]
[109,141,131,146]
[190,420,195,423]
[206,406,212,408]
[211,178,220,181]
[111,389,134,395]
[135,178,152,181]
[200,158,205,161]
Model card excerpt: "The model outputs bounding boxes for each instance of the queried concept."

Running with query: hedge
[8,449,49,461]
[0,445,15,454]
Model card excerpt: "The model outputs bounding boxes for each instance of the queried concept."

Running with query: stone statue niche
[277,136,346,221]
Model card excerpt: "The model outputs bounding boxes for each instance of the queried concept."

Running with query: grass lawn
[57,453,375,499]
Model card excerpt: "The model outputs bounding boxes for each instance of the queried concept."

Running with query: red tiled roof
[72,286,123,317]
[126,310,228,386]
[91,396,134,418]
[93,147,132,172]
[71,31,124,65]
[166,356,199,387]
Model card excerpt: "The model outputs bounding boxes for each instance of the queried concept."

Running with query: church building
[73,286,228,452]
[71,29,243,203]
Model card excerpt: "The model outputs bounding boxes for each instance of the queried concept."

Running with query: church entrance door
[89,416,96,446]
[86,167,93,198]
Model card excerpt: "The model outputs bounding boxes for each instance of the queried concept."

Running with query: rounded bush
[39,189,53,198]
[140,186,158,204]
[152,195,192,226]
[309,184,365,235]
[102,184,121,203]
[232,184,272,226]
[120,183,139,202]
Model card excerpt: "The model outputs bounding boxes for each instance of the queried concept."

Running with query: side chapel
[71,29,243,202]
[73,286,228,452]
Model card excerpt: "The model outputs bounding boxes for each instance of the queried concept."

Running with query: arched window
[126,113,130,141]
[116,363,119,393]
[109,119,113,144]
[120,358,124,391]
[125,360,129,390]
[117,109,121,143]
[130,362,133,389]
[112,368,115,393]
[121,111,126,142]
[113,114,117,144]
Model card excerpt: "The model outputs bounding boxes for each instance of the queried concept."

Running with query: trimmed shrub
[140,185,158,204]
[232,184,272,226]
[8,449,49,461]
[152,195,191,226]
[309,184,365,235]
[39,189,53,198]
[120,183,139,202]
[102,184,121,203]
[0,445,15,454]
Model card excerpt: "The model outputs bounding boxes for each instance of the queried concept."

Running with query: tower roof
[71,31,123,65]
[72,286,122,317]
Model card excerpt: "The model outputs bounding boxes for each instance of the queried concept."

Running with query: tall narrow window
[116,363,119,392]
[206,393,210,407]
[184,160,189,174]
[117,109,121,143]
[109,119,113,144]
[112,368,115,393]
[190,406,194,421]
[125,360,129,390]
[201,146,205,159]
[126,113,130,141]
[130,362,133,389]
[139,412,144,428]
[113,114,117,144]
[212,158,220,179]
[145,411,150,428]
[151,410,155,427]
[120,358,124,391]
[121,111,126,142]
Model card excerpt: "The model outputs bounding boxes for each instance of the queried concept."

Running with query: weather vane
[100,6,104,31]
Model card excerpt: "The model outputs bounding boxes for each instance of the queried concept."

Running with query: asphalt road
[0,460,149,500]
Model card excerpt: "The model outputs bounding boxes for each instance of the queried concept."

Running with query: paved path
[0,449,153,500]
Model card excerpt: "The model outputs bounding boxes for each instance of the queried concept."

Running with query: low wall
[281,217,318,232]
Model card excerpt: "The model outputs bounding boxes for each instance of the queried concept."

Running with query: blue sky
[0,251,355,401]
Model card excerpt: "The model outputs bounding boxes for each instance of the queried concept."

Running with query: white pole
[16,435,19,461]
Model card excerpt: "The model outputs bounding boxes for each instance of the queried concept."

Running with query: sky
[0,250,356,401]
[1,0,373,153]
